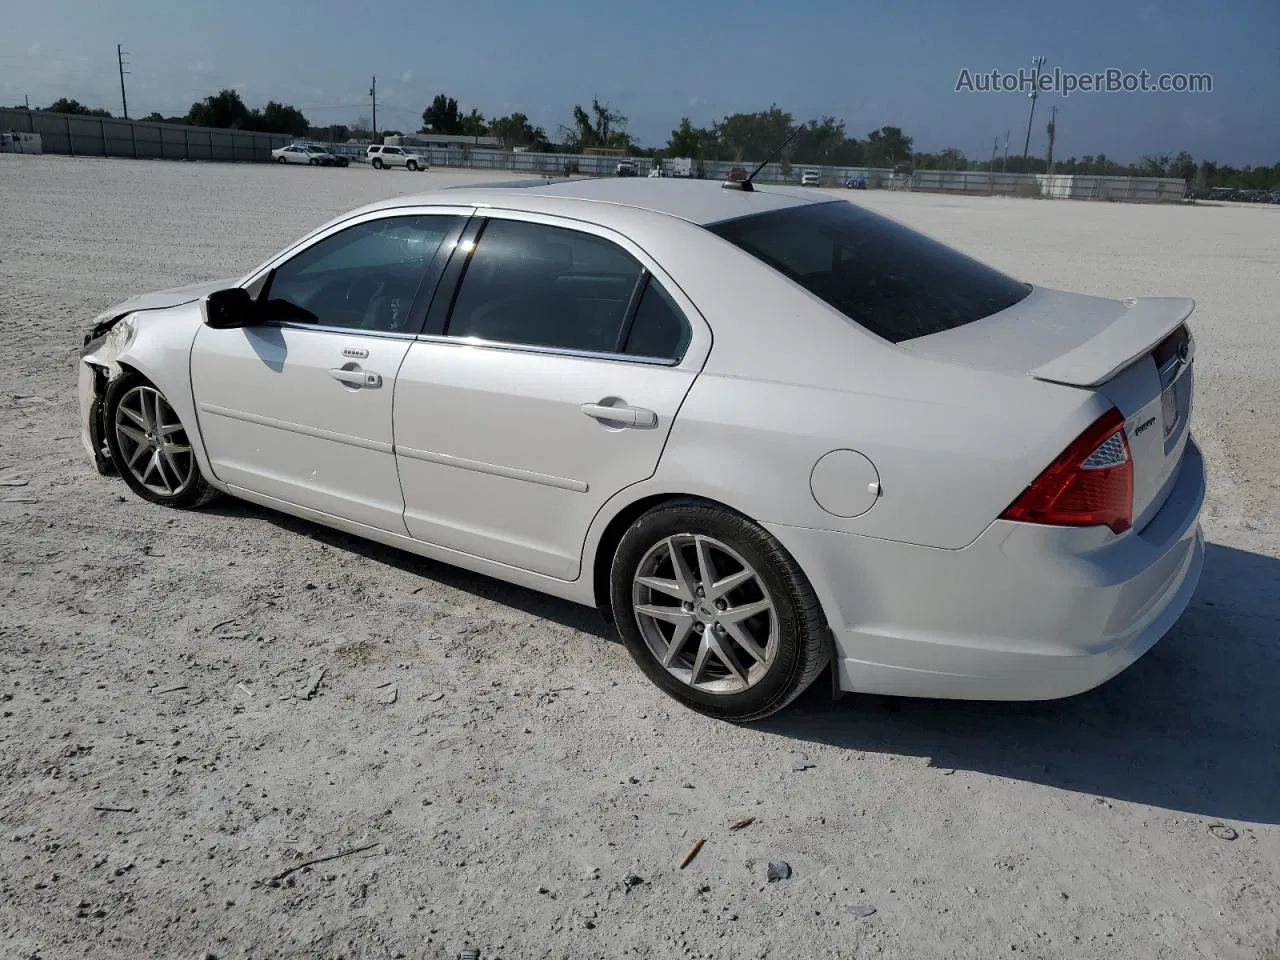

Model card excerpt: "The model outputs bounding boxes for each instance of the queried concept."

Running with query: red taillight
[1000,408,1134,534]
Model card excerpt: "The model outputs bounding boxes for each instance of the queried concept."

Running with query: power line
[117,44,130,119]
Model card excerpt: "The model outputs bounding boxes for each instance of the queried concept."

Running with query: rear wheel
[276,156,287,164]
[104,372,218,509]
[610,500,828,722]
[372,157,384,169]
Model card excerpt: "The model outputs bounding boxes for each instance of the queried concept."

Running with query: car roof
[360,177,830,227]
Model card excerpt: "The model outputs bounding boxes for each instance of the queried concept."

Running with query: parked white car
[271,143,343,166]
[367,145,428,171]
[77,178,1204,721]
[800,169,821,186]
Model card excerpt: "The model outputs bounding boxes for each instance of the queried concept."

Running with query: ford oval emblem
[1177,338,1191,362]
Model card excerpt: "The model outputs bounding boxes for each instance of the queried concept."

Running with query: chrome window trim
[414,332,680,367]
[266,321,422,341]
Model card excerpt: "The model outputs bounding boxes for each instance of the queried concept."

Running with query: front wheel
[610,500,828,722]
[103,372,218,509]
[406,159,418,171]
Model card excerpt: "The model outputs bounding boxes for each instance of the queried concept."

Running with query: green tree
[251,100,309,137]
[459,108,487,137]
[421,94,462,134]
[489,112,548,149]
[666,118,707,157]
[864,126,913,167]
[45,98,111,117]
[186,89,251,129]
[714,105,792,162]
[564,99,631,151]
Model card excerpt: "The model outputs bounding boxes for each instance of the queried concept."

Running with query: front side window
[446,219,650,355]
[263,215,461,333]
[708,201,1031,343]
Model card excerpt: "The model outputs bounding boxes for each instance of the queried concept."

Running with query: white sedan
[77,177,1205,721]
[271,143,329,165]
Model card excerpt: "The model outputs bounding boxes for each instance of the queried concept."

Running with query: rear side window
[707,201,1030,342]
[623,278,691,360]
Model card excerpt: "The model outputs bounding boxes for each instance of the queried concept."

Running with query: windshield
[708,200,1031,342]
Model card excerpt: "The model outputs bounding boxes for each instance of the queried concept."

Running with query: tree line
[11,91,1277,189]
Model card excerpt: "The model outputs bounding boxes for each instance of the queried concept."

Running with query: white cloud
[687,95,700,107]
[400,71,412,84]
[28,41,41,57]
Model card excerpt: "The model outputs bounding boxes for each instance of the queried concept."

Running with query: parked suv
[367,145,429,171]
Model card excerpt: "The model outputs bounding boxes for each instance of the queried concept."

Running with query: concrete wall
[0,108,1188,202]
[0,109,291,162]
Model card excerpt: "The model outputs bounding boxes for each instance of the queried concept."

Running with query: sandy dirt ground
[1,155,1277,960]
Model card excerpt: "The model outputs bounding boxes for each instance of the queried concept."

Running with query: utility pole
[369,75,377,142]
[1046,105,1057,172]
[117,44,130,119]
[1002,130,1010,172]
[1023,55,1046,159]
[990,136,998,171]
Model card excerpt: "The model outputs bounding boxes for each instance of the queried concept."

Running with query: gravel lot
[1,155,1277,960]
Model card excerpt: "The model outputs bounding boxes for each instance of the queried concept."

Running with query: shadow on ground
[767,541,1280,825]
[213,500,1280,825]
[208,499,616,641]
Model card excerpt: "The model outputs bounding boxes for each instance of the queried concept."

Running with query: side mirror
[204,288,256,329]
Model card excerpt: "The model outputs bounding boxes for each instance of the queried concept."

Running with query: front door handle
[581,402,657,428]
[329,368,382,388]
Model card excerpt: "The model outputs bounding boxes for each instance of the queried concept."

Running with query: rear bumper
[765,437,1206,700]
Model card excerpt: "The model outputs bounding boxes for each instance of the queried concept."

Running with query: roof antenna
[722,124,805,191]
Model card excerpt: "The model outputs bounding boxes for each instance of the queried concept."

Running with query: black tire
[103,371,219,510]
[406,159,418,172]
[309,157,318,166]
[610,499,828,722]
[372,157,384,169]
[276,156,287,164]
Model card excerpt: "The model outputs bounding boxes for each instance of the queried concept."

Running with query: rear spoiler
[1030,297,1195,388]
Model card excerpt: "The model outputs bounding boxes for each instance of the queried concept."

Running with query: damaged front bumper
[78,312,137,476]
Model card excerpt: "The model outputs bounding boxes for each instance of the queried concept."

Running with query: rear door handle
[581,402,657,428]
[329,368,382,388]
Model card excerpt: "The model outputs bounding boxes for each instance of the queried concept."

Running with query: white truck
[668,157,694,178]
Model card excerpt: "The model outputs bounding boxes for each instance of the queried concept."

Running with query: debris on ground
[729,816,755,831]
[790,752,814,772]
[622,873,644,890]
[767,861,792,882]
[679,837,706,869]
[151,684,188,696]
[1209,823,1239,841]
[850,904,877,917]
[379,686,398,705]
[294,668,325,701]
[257,841,380,888]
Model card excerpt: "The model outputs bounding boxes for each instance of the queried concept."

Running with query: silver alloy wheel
[113,385,195,497]
[632,534,779,694]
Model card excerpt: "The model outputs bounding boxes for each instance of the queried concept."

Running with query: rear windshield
[707,201,1031,343]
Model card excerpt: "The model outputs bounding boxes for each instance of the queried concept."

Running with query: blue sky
[3,0,1276,165]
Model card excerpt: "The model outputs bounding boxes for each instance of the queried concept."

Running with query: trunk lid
[903,286,1196,530]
